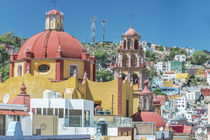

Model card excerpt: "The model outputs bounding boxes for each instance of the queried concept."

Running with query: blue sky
[1,0,210,51]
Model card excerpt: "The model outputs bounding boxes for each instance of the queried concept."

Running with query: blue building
[151,86,180,95]
[152,77,163,87]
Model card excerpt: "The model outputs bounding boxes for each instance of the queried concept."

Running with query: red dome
[49,9,60,15]
[17,30,86,59]
[141,112,166,127]
[125,26,138,36]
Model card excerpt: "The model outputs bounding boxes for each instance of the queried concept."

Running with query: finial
[25,46,30,53]
[144,80,149,86]
[83,71,87,79]
[58,45,62,52]
[20,83,26,95]
[73,69,77,77]
[26,65,30,73]
[118,70,122,78]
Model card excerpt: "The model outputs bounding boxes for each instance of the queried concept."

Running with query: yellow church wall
[0,74,77,103]
[90,64,93,81]
[30,59,56,80]
[14,62,24,77]
[63,60,84,80]
[121,80,133,117]
[86,79,119,115]
[133,94,139,114]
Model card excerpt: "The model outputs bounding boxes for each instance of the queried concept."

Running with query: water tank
[103,110,111,115]
[96,109,103,115]
[96,118,107,136]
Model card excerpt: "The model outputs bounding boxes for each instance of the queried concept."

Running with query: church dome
[48,9,61,15]
[125,26,138,36]
[132,111,166,128]
[17,30,86,59]
[141,111,166,127]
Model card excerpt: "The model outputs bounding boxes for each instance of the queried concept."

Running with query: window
[38,65,50,73]
[69,110,82,127]
[48,108,53,115]
[69,65,77,77]
[17,65,22,76]
[36,108,41,115]
[55,108,58,116]
[59,108,64,118]
[43,108,46,115]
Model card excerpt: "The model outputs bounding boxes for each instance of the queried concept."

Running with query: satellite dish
[3,94,9,104]
[159,127,163,131]
[197,128,201,134]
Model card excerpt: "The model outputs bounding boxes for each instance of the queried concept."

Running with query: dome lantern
[45,9,64,31]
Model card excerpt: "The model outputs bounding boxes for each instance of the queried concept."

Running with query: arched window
[131,55,137,67]
[123,40,126,49]
[122,73,126,80]
[127,40,132,49]
[17,65,22,76]
[38,65,50,73]
[69,65,77,77]
[130,41,133,49]
[122,55,128,67]
[133,74,138,84]
[134,40,138,49]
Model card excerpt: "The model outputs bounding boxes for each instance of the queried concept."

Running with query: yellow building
[196,68,204,76]
[176,73,189,83]
[10,9,96,82]
[163,80,174,87]
[176,73,189,79]
[0,9,136,117]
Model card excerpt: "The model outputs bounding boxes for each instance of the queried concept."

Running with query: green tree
[0,47,10,81]
[146,65,157,80]
[145,50,150,57]
[96,70,114,82]
[192,50,207,65]
[158,45,164,51]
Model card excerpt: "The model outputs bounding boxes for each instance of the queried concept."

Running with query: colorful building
[0,9,137,118]
[171,61,183,73]
[132,81,166,129]
[201,88,210,97]
[176,73,189,83]
[196,68,205,76]
[163,80,174,87]
[9,9,96,81]
[113,26,147,113]
[151,86,180,95]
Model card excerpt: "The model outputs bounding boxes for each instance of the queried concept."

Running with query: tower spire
[51,0,58,9]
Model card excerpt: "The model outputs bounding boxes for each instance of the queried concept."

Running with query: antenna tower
[91,16,96,44]
[102,18,106,42]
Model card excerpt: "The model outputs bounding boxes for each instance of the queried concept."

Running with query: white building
[206,70,210,86]
[185,88,201,104]
[175,95,187,111]
[0,104,32,136]
[185,48,195,55]
[174,55,186,62]
[141,41,152,52]
[30,98,94,128]
[155,62,171,74]
[162,73,176,80]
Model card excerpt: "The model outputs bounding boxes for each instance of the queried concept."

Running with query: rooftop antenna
[129,13,135,26]
[91,16,96,44]
[51,0,58,9]
[102,18,106,42]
